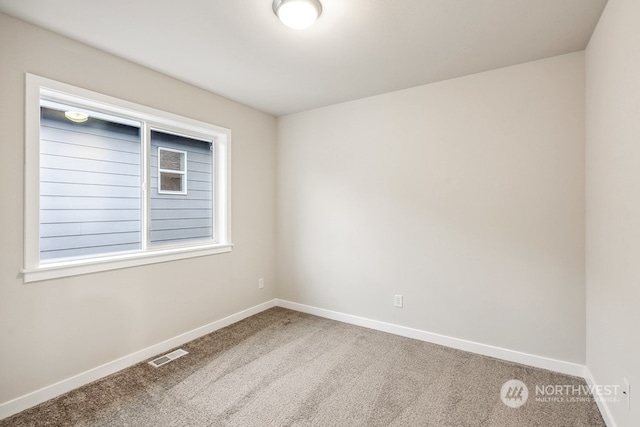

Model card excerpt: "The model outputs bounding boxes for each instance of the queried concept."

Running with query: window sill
[22,244,233,283]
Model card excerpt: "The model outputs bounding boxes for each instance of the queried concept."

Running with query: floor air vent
[148,349,188,368]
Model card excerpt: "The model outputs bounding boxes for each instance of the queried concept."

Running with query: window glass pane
[150,130,213,246]
[39,106,142,262]
[159,150,184,171]
[160,172,184,192]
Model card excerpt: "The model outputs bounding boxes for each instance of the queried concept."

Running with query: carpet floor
[1,307,605,426]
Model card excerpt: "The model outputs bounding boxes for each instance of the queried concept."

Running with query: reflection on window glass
[39,105,143,262]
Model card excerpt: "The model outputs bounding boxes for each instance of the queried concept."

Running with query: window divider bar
[141,122,150,251]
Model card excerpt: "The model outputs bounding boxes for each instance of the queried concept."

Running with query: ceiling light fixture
[273,0,322,30]
[64,111,89,123]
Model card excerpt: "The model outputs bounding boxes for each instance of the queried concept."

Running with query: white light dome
[273,0,322,30]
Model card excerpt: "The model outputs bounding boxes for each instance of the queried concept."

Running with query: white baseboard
[0,299,277,421]
[584,367,618,427]
[276,299,586,378]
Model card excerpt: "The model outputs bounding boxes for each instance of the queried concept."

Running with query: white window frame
[157,147,188,195]
[23,74,232,283]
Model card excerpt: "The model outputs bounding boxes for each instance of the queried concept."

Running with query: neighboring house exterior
[39,107,213,262]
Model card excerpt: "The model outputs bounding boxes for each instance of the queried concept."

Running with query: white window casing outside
[23,74,232,283]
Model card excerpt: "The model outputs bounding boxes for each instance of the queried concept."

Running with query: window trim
[157,146,188,195]
[23,74,232,283]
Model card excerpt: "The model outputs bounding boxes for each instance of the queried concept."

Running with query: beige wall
[0,13,277,405]
[277,52,586,363]
[586,0,640,425]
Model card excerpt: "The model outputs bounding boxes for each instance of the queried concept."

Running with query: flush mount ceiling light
[273,0,322,30]
[64,111,89,123]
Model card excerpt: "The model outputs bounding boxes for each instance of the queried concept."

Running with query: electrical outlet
[623,378,630,409]
[394,294,403,308]
[258,278,264,289]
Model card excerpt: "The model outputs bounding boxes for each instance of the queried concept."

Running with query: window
[24,74,231,282]
[158,147,187,194]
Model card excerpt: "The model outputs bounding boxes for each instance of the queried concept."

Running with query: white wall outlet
[394,294,403,308]
[258,278,264,289]
[623,377,630,409]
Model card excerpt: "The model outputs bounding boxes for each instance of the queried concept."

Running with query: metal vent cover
[148,349,188,368]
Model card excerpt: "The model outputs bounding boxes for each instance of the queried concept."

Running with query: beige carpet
[1,307,605,426]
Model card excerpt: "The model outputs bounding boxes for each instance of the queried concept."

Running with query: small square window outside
[158,147,187,194]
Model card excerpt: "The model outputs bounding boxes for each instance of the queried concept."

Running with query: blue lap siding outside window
[39,108,142,262]
[149,130,213,246]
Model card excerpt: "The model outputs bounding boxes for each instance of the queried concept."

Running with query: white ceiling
[0,0,607,116]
